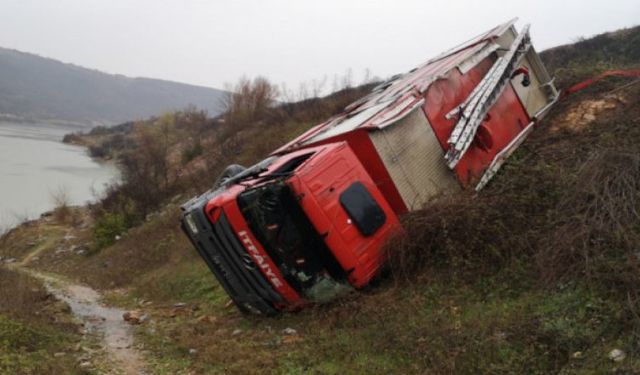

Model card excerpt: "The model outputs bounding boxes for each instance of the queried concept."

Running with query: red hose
[562,69,640,98]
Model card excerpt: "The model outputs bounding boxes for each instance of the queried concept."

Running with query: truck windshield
[237,181,352,302]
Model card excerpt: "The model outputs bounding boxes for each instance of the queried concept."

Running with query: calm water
[0,122,119,232]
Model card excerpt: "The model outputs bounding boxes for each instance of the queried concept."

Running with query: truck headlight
[185,213,199,235]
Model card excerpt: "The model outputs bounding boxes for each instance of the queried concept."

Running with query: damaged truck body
[181,20,559,315]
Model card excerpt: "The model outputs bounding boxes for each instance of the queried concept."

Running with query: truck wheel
[214,164,246,188]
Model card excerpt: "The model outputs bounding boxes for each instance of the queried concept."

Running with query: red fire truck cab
[181,19,559,315]
[182,143,400,314]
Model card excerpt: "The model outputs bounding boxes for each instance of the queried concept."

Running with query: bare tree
[50,185,72,222]
[223,76,279,130]
[279,82,295,104]
[362,68,373,85]
[342,68,353,89]
[50,185,70,208]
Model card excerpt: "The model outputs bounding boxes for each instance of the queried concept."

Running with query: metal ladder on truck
[446,23,640,192]
[445,25,533,170]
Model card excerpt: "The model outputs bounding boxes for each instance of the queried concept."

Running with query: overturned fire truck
[181,20,560,315]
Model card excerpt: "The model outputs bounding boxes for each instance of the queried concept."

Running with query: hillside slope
[4,81,639,374]
[540,25,640,86]
[0,47,227,126]
[2,26,640,374]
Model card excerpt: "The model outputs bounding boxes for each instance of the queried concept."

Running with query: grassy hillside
[540,25,640,87]
[2,26,640,374]
[0,47,227,126]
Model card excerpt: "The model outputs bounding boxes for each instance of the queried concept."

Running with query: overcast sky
[0,0,638,92]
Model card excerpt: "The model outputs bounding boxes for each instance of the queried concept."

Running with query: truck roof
[274,18,553,154]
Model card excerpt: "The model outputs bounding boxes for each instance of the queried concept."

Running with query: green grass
[0,314,81,375]
[122,258,639,374]
[135,327,195,375]
[134,259,227,305]
[0,268,82,375]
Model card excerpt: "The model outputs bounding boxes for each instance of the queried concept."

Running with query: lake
[0,121,119,232]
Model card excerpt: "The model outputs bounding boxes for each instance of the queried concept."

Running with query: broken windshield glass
[237,181,352,302]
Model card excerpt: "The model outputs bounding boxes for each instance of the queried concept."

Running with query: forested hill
[0,47,227,126]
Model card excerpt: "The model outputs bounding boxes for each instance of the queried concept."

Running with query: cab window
[339,182,386,236]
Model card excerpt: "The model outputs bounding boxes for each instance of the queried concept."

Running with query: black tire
[214,164,246,188]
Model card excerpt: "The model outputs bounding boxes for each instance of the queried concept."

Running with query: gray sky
[1,0,638,92]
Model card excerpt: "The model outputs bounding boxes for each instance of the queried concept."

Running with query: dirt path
[27,270,148,375]
[18,230,61,266]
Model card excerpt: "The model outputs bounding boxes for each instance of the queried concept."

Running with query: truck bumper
[181,201,283,316]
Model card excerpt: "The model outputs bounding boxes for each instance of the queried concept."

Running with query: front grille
[181,204,282,315]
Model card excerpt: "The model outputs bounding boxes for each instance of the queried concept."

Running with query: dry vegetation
[389,87,640,290]
[390,81,640,286]
[540,25,640,89]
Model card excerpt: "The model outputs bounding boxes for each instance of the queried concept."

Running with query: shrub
[182,140,203,164]
[88,143,107,158]
[93,211,127,250]
[50,186,73,223]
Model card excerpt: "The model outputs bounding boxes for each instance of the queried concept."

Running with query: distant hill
[0,47,227,126]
